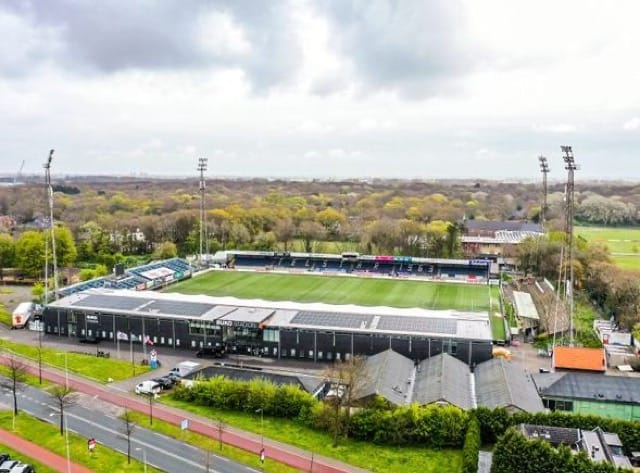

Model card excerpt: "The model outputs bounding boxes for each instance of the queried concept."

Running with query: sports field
[167,270,498,312]
[576,225,640,271]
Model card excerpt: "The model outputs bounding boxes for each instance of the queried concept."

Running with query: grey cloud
[0,1,302,91]
[318,0,475,98]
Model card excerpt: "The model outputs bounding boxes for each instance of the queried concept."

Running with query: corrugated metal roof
[553,346,606,372]
[414,353,472,409]
[352,349,415,406]
[538,372,640,404]
[474,358,545,413]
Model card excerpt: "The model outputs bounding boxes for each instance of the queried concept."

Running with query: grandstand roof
[513,291,539,320]
[463,221,543,234]
[47,288,493,341]
[461,231,543,245]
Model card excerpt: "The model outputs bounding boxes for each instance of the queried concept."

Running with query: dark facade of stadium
[42,299,492,365]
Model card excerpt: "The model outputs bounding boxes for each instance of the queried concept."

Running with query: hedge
[174,376,640,455]
[461,415,481,473]
[491,428,630,473]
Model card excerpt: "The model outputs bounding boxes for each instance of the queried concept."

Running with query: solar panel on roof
[291,311,373,329]
[69,294,215,317]
[71,294,144,311]
[145,300,214,317]
[376,316,457,335]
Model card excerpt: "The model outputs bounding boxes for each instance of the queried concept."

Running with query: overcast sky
[2,0,640,180]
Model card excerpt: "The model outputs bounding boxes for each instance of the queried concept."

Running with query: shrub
[461,415,481,473]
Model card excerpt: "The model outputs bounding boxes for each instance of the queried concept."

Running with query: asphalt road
[1,381,261,473]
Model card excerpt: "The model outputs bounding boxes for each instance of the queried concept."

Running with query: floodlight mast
[44,149,59,301]
[197,157,208,265]
[538,156,550,227]
[561,145,578,346]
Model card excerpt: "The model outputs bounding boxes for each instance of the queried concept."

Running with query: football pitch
[167,271,498,312]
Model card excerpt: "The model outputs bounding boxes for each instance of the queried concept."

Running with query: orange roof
[553,346,606,372]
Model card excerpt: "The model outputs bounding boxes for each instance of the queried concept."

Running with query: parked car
[79,336,99,344]
[0,460,18,472]
[10,464,35,473]
[165,372,181,383]
[152,377,173,390]
[134,381,162,396]
[0,457,8,465]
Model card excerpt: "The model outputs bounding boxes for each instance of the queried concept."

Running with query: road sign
[181,419,189,430]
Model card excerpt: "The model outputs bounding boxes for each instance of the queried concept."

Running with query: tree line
[517,232,640,332]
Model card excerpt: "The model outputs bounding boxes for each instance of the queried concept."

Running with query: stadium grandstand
[212,250,492,282]
[43,288,493,365]
[58,258,193,297]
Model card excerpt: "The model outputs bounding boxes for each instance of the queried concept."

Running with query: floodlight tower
[197,157,208,265]
[561,145,578,346]
[44,149,59,301]
[538,156,550,227]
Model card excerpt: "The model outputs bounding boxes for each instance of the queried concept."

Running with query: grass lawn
[168,271,492,312]
[0,411,160,472]
[126,411,301,473]
[0,305,10,327]
[161,396,462,473]
[0,442,58,473]
[490,315,506,341]
[576,226,640,271]
[0,339,150,383]
[611,255,640,272]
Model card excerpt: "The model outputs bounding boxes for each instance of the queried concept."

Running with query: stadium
[42,251,502,365]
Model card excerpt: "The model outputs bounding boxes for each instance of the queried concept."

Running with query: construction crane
[13,160,25,185]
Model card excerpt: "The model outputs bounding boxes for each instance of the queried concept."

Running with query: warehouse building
[43,288,493,365]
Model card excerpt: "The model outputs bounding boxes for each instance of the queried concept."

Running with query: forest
[0,176,639,335]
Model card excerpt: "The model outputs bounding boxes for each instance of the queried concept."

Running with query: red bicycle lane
[5,357,368,473]
[0,428,94,473]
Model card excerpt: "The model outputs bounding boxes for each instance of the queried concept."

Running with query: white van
[11,302,36,329]
[135,380,162,396]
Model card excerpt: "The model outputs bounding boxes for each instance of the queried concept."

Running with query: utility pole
[538,155,550,227]
[562,146,578,346]
[44,150,59,300]
[197,157,208,265]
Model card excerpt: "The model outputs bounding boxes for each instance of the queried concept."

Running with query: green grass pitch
[167,271,498,312]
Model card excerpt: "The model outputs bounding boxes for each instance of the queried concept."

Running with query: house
[350,349,415,406]
[351,350,544,413]
[413,353,473,410]
[474,357,545,413]
[533,371,640,421]
[518,423,632,469]
[552,346,606,372]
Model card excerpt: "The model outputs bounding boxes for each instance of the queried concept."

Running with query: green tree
[153,241,178,260]
[15,231,45,278]
[54,225,78,267]
[0,233,15,280]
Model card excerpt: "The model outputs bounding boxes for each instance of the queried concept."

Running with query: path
[0,427,94,473]
[0,354,369,473]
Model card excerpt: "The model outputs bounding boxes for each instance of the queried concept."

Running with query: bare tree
[216,418,225,450]
[0,356,27,415]
[121,408,136,464]
[322,356,368,446]
[50,385,78,436]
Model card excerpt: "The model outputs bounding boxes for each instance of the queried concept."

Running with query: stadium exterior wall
[42,307,493,365]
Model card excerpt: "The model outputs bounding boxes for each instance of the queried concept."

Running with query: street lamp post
[135,447,148,473]
[255,408,264,449]
[56,352,71,473]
